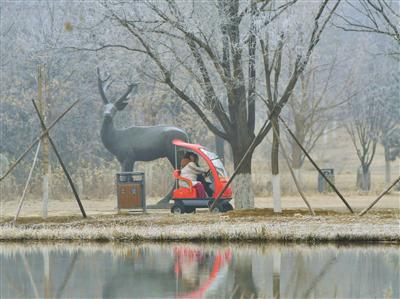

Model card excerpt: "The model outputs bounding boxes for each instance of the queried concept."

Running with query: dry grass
[1,208,398,243]
[1,194,398,243]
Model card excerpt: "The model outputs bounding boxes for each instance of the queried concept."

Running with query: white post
[272,174,282,213]
[42,171,49,218]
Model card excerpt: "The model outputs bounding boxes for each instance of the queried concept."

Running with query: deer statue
[97,69,188,206]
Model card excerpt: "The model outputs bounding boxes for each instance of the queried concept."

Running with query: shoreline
[1,225,398,243]
[1,209,399,243]
[1,241,399,250]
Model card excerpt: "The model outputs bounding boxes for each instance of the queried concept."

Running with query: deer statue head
[97,68,138,118]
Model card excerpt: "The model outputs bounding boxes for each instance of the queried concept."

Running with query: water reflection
[1,243,398,299]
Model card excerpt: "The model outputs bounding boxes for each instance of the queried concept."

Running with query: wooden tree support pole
[270,119,315,216]
[359,176,400,216]
[0,99,80,182]
[209,117,271,211]
[13,141,41,223]
[32,99,86,218]
[279,116,354,213]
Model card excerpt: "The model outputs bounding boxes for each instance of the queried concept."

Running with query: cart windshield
[200,149,228,178]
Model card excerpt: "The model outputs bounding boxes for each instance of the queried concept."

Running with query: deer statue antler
[114,82,139,111]
[97,67,111,105]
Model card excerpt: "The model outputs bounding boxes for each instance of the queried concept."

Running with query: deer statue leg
[119,160,135,183]
[121,159,134,172]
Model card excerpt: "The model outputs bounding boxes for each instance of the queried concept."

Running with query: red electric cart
[171,139,233,214]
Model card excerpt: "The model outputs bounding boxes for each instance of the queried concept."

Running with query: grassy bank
[1,209,399,243]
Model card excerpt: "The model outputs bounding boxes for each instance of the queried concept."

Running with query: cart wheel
[185,207,196,214]
[223,202,233,212]
[171,202,185,214]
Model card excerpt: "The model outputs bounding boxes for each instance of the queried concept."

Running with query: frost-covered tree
[377,71,400,185]
[285,57,352,185]
[336,0,400,45]
[346,76,382,192]
[86,0,340,209]
[335,0,400,62]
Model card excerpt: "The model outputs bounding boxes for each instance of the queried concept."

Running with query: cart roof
[172,139,205,151]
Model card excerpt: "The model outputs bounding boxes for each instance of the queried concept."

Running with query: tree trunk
[323,126,328,145]
[38,65,50,218]
[357,165,371,192]
[291,145,302,193]
[384,144,391,185]
[291,144,303,170]
[77,176,84,199]
[291,117,306,191]
[232,147,254,209]
[271,118,281,213]
[215,135,225,164]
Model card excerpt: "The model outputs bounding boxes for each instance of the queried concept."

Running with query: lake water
[1,243,398,299]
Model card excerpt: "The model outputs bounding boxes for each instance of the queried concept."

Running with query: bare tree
[346,90,381,192]
[335,0,400,46]
[285,58,351,184]
[381,125,400,185]
[377,73,400,185]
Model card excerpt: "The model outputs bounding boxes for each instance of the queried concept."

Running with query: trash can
[318,169,334,193]
[116,172,146,213]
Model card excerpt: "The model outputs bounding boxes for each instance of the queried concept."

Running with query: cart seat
[173,170,198,198]
[173,170,193,190]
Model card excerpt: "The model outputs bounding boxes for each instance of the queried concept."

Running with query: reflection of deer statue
[97,69,188,205]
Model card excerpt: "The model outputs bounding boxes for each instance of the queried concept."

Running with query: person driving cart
[180,152,208,198]
[192,157,214,197]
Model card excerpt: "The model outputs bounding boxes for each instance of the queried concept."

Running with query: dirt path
[256,194,399,210]
[1,194,398,218]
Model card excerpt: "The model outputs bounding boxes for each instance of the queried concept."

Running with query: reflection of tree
[273,251,281,299]
[4,245,400,298]
[4,255,25,298]
[302,256,338,298]
[21,253,40,298]
[283,251,308,298]
[55,251,79,298]
[232,254,258,299]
